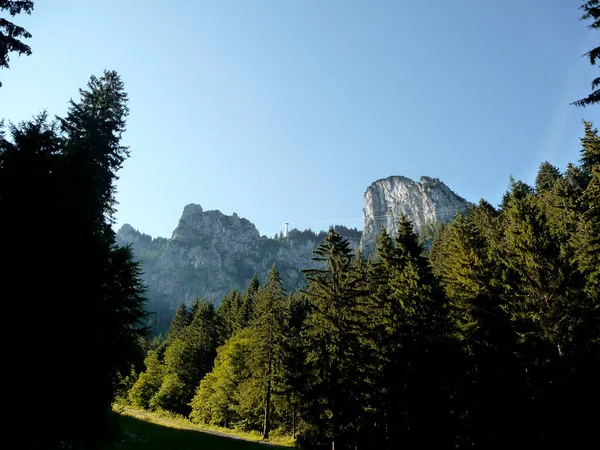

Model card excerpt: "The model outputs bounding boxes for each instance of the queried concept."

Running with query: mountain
[116,204,361,331]
[116,175,469,332]
[360,176,471,253]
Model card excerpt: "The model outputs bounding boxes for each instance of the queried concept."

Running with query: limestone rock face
[116,204,361,330]
[117,176,468,331]
[360,176,470,253]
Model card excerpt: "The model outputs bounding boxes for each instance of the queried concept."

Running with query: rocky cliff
[117,176,469,332]
[116,204,361,331]
[360,176,470,253]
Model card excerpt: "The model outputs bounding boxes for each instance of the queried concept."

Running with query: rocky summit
[117,175,469,331]
[116,204,361,330]
[360,176,471,254]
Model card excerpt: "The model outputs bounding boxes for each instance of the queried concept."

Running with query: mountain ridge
[117,175,470,332]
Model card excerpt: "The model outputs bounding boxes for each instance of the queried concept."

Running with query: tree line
[125,120,599,449]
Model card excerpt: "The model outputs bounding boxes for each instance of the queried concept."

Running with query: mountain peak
[360,175,470,252]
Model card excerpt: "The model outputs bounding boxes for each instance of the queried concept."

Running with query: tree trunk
[292,404,296,438]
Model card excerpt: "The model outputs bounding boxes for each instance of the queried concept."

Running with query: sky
[1,0,597,239]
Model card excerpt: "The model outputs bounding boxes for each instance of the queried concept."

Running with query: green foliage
[141,299,219,415]
[572,1,599,107]
[366,218,456,448]
[152,373,189,413]
[535,161,561,193]
[247,264,290,438]
[124,122,600,449]
[190,329,253,427]
[166,301,192,345]
[0,0,34,87]
[299,229,368,448]
[217,290,244,341]
[129,351,166,410]
[580,121,600,178]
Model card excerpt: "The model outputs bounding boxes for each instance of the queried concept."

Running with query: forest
[1,1,599,449]
[122,124,600,448]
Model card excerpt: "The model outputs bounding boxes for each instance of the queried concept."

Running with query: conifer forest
[1,1,599,449]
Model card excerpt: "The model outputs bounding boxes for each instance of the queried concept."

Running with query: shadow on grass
[105,414,291,450]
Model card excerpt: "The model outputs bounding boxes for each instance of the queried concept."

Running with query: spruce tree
[240,274,260,327]
[572,0,599,107]
[0,0,34,87]
[166,301,192,344]
[368,218,455,449]
[248,264,289,439]
[502,188,570,357]
[186,299,218,387]
[535,161,562,193]
[579,121,600,181]
[299,229,367,449]
[280,292,309,438]
[190,328,253,427]
[430,202,524,448]
[1,72,147,447]
[216,289,244,342]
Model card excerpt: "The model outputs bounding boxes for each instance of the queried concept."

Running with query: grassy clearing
[106,406,294,450]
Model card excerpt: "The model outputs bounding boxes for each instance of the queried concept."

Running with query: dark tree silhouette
[573,0,599,107]
[0,0,34,87]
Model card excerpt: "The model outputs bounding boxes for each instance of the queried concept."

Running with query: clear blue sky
[1,0,597,239]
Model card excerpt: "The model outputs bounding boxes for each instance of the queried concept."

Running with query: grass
[104,406,294,450]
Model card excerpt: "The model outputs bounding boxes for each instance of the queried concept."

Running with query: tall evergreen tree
[579,120,600,180]
[190,328,253,427]
[166,301,192,345]
[368,219,456,449]
[186,299,219,388]
[299,230,367,449]
[216,289,243,342]
[0,0,34,87]
[572,0,599,107]
[240,274,260,327]
[248,264,289,439]
[535,161,562,193]
[2,72,147,448]
[430,202,526,448]
[279,292,309,439]
[59,70,130,227]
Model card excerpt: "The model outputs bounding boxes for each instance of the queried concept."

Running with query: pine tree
[502,188,570,357]
[128,350,166,410]
[579,121,600,181]
[535,161,562,193]
[101,245,148,390]
[59,70,130,228]
[430,201,526,448]
[1,72,147,447]
[0,0,34,87]
[248,264,289,439]
[240,274,260,327]
[299,229,367,449]
[186,299,219,387]
[368,218,456,449]
[150,299,218,414]
[190,328,253,427]
[572,1,599,107]
[280,292,309,439]
[216,290,242,342]
[166,301,192,344]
